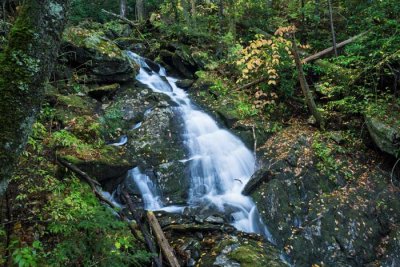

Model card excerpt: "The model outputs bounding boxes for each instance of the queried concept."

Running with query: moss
[53,94,97,125]
[228,245,265,266]
[57,94,89,109]
[63,27,123,59]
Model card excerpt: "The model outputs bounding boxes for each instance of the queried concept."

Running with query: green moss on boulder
[62,26,139,83]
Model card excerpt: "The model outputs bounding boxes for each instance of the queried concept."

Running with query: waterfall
[127,52,272,239]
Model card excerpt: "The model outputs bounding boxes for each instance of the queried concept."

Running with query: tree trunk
[0,0,69,196]
[172,0,179,22]
[291,35,325,128]
[120,0,127,18]
[300,0,306,42]
[327,0,337,57]
[136,0,144,21]
[190,0,196,27]
[218,0,224,32]
[180,0,190,26]
[227,0,236,39]
[314,0,320,38]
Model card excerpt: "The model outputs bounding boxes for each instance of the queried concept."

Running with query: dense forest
[0,0,399,266]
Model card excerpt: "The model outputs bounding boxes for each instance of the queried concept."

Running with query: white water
[128,52,271,238]
[129,167,163,210]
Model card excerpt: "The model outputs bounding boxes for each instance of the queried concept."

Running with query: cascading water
[128,52,272,239]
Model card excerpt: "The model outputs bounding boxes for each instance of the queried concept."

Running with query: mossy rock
[59,145,134,182]
[52,94,98,126]
[86,83,120,100]
[365,103,400,157]
[207,236,285,267]
[249,124,399,266]
[62,26,138,83]
[227,242,285,267]
[103,20,133,39]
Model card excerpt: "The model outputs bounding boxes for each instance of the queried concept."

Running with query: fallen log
[147,211,181,267]
[236,76,267,91]
[101,9,139,27]
[302,32,367,64]
[163,223,232,232]
[121,191,162,267]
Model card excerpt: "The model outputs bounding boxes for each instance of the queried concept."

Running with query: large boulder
[248,124,400,266]
[61,27,138,83]
[365,114,400,157]
[158,43,198,78]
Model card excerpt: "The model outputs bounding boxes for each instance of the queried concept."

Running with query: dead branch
[121,190,163,267]
[147,211,181,267]
[101,9,139,27]
[236,77,267,91]
[302,32,367,64]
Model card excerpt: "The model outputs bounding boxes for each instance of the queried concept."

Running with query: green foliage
[312,137,340,182]
[50,129,82,148]
[9,120,151,267]
[235,99,259,118]
[44,176,151,266]
[99,103,125,138]
[12,241,43,267]
[210,79,229,96]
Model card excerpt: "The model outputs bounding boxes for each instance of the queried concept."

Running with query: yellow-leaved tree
[236,26,324,128]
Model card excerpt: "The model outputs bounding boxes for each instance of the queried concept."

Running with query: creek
[126,52,272,239]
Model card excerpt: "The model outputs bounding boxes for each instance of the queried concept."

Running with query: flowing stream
[127,52,272,239]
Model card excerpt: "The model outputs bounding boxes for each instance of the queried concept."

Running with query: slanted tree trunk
[291,35,325,128]
[120,0,127,18]
[136,0,144,21]
[0,0,69,196]
[327,0,337,57]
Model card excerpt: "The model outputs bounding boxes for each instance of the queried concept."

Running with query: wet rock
[329,131,345,144]
[176,79,195,89]
[151,161,189,205]
[107,85,188,204]
[205,215,225,224]
[242,168,272,195]
[144,58,161,73]
[365,115,400,157]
